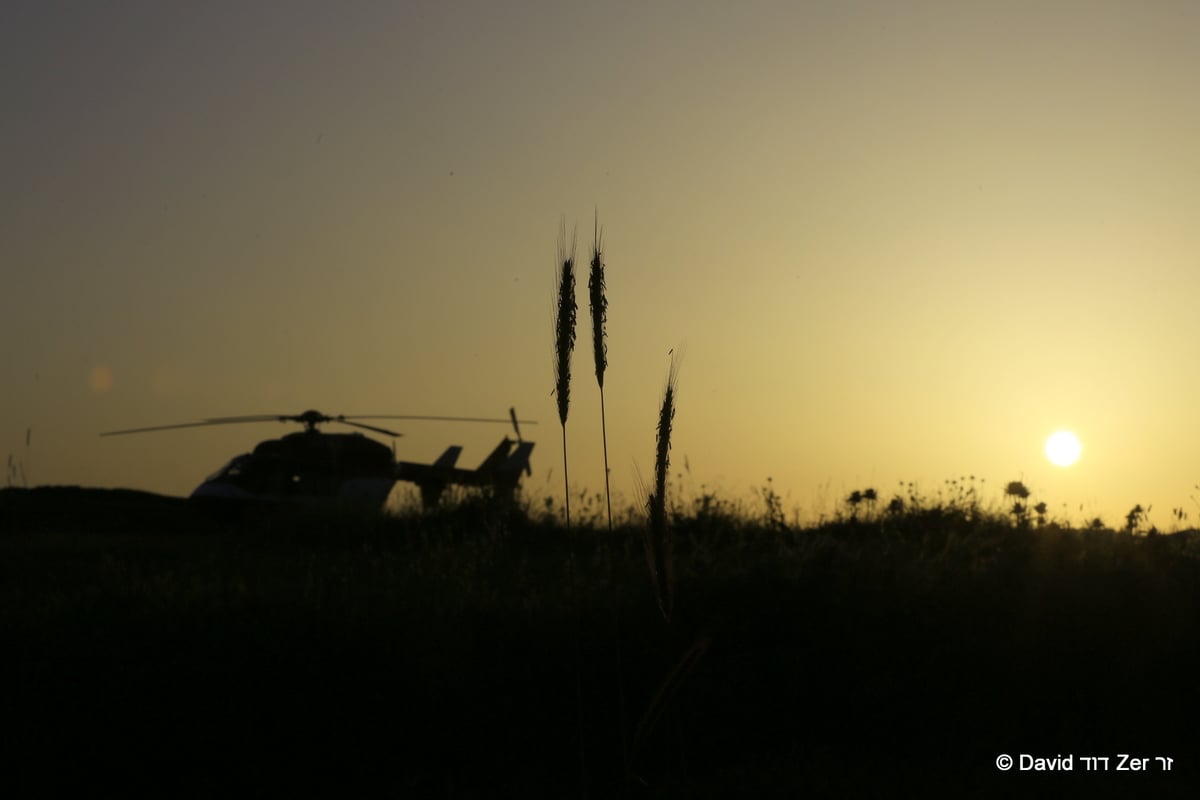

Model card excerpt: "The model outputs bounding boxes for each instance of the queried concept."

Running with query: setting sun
[1045,431,1082,467]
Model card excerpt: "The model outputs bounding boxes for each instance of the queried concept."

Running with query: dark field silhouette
[3,486,1200,797]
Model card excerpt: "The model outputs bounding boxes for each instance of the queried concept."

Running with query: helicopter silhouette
[100,409,536,509]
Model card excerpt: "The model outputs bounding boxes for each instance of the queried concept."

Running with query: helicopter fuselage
[191,430,396,507]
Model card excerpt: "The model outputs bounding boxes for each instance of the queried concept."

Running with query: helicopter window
[205,454,250,483]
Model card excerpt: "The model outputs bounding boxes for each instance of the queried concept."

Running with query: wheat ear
[644,356,678,621]
[553,218,577,528]
[588,210,613,533]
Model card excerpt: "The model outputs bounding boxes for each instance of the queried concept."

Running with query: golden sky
[4,1,1199,527]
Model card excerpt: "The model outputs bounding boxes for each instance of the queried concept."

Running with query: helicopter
[100,409,536,510]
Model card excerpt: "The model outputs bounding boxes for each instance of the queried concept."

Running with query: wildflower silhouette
[1005,480,1031,527]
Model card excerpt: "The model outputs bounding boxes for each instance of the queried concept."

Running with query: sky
[4,1,1200,528]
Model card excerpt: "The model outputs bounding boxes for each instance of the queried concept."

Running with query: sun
[1044,430,1082,467]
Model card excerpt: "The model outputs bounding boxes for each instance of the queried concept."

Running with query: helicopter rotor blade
[99,418,277,436]
[102,411,536,438]
[344,415,538,425]
[336,419,403,437]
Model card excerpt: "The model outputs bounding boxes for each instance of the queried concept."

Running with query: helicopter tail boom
[394,437,534,507]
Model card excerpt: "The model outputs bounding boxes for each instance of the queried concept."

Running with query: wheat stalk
[630,634,710,768]
[588,211,632,774]
[553,218,577,528]
[587,210,613,534]
[643,355,679,622]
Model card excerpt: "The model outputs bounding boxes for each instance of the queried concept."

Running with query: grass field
[3,485,1200,797]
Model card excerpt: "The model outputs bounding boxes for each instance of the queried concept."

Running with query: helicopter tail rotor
[509,407,522,443]
[509,407,531,476]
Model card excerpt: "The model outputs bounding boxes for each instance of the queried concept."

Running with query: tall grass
[7,427,30,488]
[553,219,577,528]
[8,487,1200,794]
